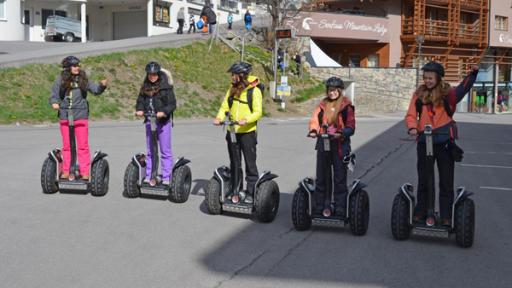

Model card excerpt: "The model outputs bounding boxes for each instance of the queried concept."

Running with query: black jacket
[200,5,216,24]
[135,76,176,123]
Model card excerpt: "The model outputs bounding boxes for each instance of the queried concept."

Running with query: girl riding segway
[135,61,177,186]
[308,76,356,218]
[124,61,191,203]
[48,56,108,181]
[405,62,478,227]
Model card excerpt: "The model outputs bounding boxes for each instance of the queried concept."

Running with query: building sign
[154,0,171,27]
[276,28,293,39]
[286,12,389,43]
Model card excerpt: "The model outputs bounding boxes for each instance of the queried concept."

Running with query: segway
[123,111,192,203]
[204,112,280,223]
[41,96,109,196]
[391,124,475,248]
[292,128,369,235]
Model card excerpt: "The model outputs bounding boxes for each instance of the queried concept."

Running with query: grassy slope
[0,41,322,124]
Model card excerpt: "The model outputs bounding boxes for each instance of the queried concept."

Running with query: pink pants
[59,119,90,175]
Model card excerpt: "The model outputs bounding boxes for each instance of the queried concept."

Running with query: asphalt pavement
[0,113,511,288]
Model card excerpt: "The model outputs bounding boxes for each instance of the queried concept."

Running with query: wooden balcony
[422,0,483,11]
[402,18,482,43]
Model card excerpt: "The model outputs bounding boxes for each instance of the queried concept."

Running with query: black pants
[177,19,184,34]
[228,23,232,30]
[188,22,195,33]
[415,141,454,219]
[315,140,348,214]
[226,131,259,195]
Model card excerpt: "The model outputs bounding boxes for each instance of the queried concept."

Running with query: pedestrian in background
[177,8,185,34]
[188,14,196,34]
[228,12,233,30]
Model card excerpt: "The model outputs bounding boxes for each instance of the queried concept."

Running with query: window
[42,9,67,29]
[495,15,508,31]
[0,0,6,20]
[23,10,30,25]
[367,54,379,68]
[154,0,170,27]
[349,54,361,67]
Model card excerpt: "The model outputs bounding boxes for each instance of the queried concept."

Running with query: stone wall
[310,67,418,115]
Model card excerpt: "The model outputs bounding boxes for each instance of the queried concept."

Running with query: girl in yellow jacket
[213,62,262,203]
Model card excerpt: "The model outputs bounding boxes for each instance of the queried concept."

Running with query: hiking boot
[162,180,170,186]
[60,172,69,179]
[440,218,451,226]
[81,175,90,181]
[413,212,426,222]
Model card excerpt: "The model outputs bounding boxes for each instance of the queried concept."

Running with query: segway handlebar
[220,112,239,126]
[308,132,343,139]
[220,119,239,126]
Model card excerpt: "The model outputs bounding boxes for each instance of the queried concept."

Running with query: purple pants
[145,120,173,181]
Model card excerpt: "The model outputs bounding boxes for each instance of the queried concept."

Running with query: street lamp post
[416,35,425,87]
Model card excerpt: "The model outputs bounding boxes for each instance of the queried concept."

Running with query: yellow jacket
[215,75,263,133]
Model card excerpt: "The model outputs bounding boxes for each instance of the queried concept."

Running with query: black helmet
[62,56,80,68]
[145,61,161,74]
[227,61,252,75]
[421,61,445,77]
[325,76,344,89]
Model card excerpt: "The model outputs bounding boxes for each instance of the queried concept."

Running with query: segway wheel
[205,178,222,215]
[123,162,140,198]
[454,198,475,248]
[349,189,370,236]
[391,194,412,240]
[291,186,311,231]
[91,159,109,197]
[255,180,280,223]
[170,165,192,203]
[41,157,58,194]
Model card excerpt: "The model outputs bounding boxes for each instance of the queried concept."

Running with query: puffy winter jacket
[136,73,177,123]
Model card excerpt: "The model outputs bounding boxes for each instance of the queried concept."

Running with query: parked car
[45,15,82,42]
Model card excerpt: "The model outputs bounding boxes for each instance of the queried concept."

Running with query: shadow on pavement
[196,121,512,288]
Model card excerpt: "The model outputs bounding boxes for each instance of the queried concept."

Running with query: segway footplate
[222,203,253,214]
[312,217,346,228]
[140,184,170,196]
[58,180,89,192]
[412,225,450,238]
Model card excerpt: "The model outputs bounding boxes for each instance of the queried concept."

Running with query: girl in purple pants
[135,61,177,186]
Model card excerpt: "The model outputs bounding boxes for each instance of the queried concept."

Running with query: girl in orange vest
[308,76,355,216]
[405,62,478,225]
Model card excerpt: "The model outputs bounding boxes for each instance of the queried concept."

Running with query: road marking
[480,186,512,191]
[461,164,512,169]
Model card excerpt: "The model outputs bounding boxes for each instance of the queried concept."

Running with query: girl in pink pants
[49,56,108,180]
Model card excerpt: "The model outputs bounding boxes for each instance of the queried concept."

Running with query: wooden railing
[460,0,483,8]
[403,17,482,42]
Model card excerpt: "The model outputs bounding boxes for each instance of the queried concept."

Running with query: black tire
[349,189,370,236]
[64,32,75,42]
[91,159,109,197]
[41,157,58,194]
[255,180,280,223]
[170,165,192,203]
[123,162,140,198]
[391,193,412,240]
[455,198,475,248]
[205,178,222,215]
[291,186,312,231]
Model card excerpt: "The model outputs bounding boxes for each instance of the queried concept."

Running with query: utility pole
[416,35,425,87]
